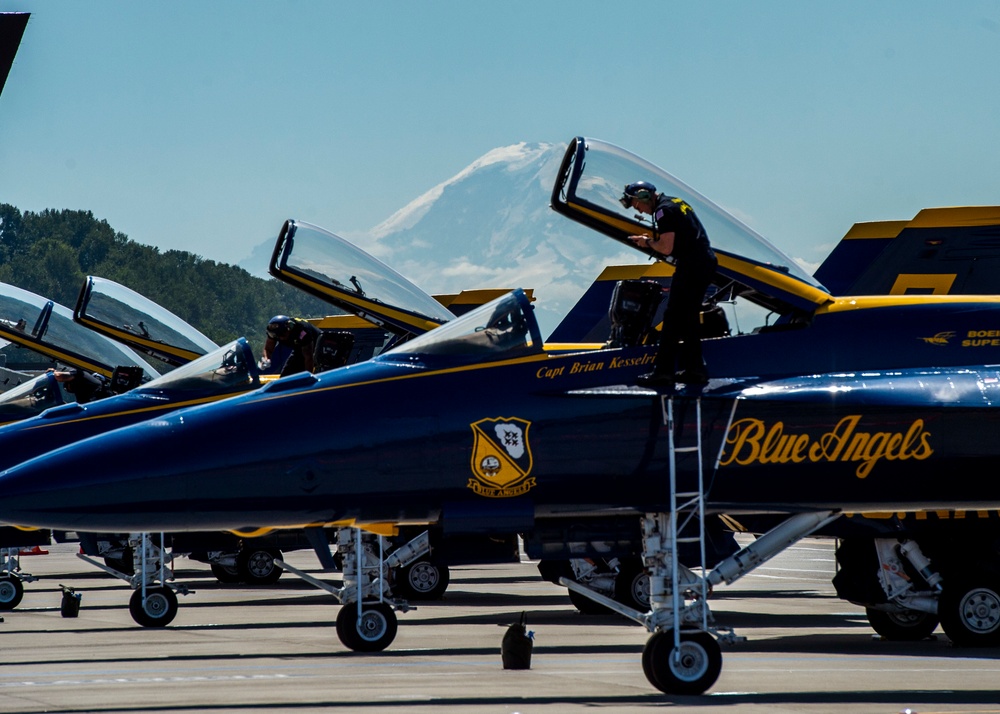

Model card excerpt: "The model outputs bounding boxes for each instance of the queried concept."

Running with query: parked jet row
[4,137,1000,695]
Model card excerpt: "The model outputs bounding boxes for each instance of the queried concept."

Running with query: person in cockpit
[259,315,321,377]
[620,181,718,388]
[50,368,111,404]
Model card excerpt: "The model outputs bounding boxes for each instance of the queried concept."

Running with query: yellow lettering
[723,414,934,480]
[719,418,765,467]
[569,361,604,375]
[808,415,860,462]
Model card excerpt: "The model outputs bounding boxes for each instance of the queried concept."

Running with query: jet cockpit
[379,289,542,363]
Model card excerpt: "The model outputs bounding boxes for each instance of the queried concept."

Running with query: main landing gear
[834,535,1000,647]
[79,532,189,627]
[563,510,841,695]
[564,557,650,614]
[207,546,284,585]
[0,548,38,611]
[277,527,433,652]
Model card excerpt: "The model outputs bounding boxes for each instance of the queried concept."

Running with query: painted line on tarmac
[0,673,297,689]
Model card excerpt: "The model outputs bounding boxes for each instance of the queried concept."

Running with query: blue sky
[2,1,1000,272]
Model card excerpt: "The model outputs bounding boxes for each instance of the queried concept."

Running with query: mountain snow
[242,141,640,337]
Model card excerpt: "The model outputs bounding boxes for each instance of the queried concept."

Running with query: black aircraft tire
[210,563,242,584]
[642,630,722,696]
[237,547,283,585]
[335,602,398,652]
[939,578,1000,647]
[865,606,939,641]
[396,559,450,600]
[614,559,651,613]
[0,574,24,610]
[129,586,178,628]
[567,585,612,615]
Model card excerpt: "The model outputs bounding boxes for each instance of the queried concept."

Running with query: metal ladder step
[663,395,711,631]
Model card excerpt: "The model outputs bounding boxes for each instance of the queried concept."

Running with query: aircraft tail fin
[547,263,674,343]
[814,206,1000,296]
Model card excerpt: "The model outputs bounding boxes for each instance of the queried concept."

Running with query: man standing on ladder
[620,181,718,388]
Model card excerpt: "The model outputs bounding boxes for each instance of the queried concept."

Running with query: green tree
[0,204,336,356]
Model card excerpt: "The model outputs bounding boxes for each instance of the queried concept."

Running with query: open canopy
[75,276,219,366]
[550,137,833,316]
[270,219,456,336]
[0,282,160,379]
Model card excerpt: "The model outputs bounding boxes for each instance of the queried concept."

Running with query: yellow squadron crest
[468,417,536,498]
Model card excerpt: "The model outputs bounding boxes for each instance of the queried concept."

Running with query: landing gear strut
[0,548,34,610]
[562,510,840,695]
[277,527,431,652]
[79,532,189,627]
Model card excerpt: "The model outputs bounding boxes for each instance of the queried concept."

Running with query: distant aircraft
[0,262,519,621]
[5,137,1000,695]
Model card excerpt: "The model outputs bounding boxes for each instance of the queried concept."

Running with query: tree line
[0,204,336,357]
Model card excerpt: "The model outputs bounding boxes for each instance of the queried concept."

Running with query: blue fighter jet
[4,137,1000,695]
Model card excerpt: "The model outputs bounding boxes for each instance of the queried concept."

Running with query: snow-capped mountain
[242,142,638,337]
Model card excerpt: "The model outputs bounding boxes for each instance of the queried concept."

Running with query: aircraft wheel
[335,602,398,652]
[396,559,450,600]
[939,578,1000,647]
[210,563,241,584]
[865,606,939,641]
[614,558,651,612]
[642,630,722,695]
[0,574,24,610]
[129,586,178,628]
[237,547,283,585]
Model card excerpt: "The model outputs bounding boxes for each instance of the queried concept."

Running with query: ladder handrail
[663,396,708,642]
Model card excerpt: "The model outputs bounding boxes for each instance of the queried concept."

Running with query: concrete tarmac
[1,537,999,713]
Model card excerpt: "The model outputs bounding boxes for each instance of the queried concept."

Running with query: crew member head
[620,181,658,214]
[266,315,293,341]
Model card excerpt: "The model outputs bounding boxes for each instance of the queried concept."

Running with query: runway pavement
[1,537,999,713]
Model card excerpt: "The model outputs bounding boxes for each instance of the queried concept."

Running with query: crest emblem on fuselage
[468,417,535,498]
[920,331,954,346]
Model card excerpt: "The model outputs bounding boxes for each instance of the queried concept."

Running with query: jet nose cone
[0,416,193,532]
